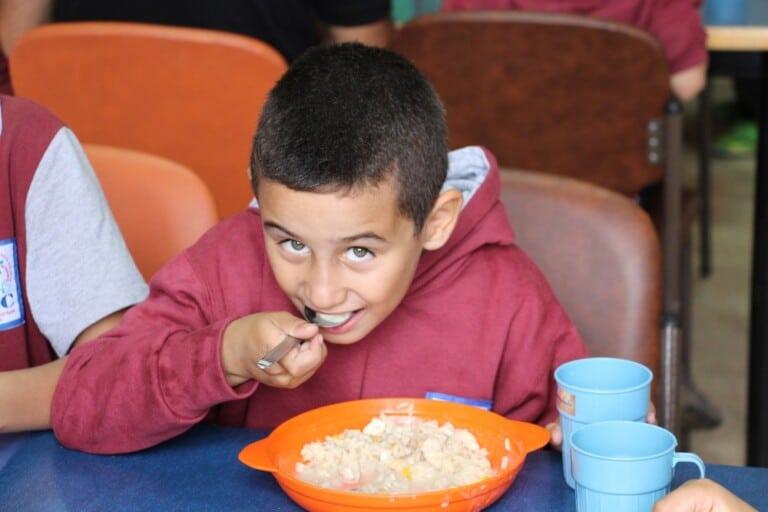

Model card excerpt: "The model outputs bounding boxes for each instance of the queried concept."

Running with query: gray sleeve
[25,128,149,357]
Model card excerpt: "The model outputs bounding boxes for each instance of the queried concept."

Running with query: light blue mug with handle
[571,421,706,512]
[555,357,652,488]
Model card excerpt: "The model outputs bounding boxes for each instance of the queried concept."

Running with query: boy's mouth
[303,306,357,328]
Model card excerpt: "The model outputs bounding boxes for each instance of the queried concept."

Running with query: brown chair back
[391,11,670,195]
[11,22,287,218]
[500,169,661,378]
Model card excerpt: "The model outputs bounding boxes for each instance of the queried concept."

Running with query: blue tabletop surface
[705,0,768,27]
[0,425,766,512]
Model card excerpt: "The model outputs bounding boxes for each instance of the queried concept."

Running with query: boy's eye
[281,239,310,255]
[346,247,374,262]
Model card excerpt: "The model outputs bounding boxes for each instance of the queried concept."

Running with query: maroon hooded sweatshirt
[52,148,587,454]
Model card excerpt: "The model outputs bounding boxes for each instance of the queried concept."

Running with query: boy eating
[52,43,587,453]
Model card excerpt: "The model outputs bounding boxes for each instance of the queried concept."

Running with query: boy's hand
[546,421,563,449]
[221,312,327,389]
[653,479,756,512]
[546,402,657,450]
[647,402,657,425]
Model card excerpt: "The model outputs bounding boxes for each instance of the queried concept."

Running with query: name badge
[0,238,25,330]
[425,391,492,410]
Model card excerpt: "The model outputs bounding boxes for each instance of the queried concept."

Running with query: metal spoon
[303,306,350,328]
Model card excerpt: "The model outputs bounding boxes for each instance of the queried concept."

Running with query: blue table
[0,425,766,511]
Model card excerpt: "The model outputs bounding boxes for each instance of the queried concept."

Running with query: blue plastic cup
[571,421,705,512]
[554,357,652,488]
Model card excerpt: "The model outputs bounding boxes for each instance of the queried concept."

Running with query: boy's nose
[305,266,346,311]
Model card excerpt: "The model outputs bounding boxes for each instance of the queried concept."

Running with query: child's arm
[0,358,66,433]
[51,252,325,454]
[0,310,124,433]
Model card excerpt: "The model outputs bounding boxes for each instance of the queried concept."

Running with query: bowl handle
[238,438,278,472]
[505,420,551,453]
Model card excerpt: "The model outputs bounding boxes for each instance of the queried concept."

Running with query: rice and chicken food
[295,413,495,494]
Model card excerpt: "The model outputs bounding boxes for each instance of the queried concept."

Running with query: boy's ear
[421,188,463,251]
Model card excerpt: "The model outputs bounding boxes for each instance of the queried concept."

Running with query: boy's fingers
[284,335,326,376]
[546,422,563,448]
[282,315,319,340]
[259,361,288,376]
[265,373,296,388]
[262,355,321,388]
[259,334,323,376]
[256,331,325,388]
[647,402,657,425]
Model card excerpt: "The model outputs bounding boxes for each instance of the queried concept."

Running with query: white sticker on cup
[557,387,576,416]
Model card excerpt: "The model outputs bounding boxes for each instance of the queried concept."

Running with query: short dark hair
[251,43,448,232]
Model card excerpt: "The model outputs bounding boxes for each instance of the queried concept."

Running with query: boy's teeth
[314,311,353,327]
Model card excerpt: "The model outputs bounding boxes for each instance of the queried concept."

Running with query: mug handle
[673,452,706,478]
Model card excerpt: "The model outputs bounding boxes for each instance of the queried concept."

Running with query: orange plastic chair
[11,22,287,219]
[84,144,219,280]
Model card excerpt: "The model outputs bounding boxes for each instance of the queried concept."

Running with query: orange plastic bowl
[238,398,550,512]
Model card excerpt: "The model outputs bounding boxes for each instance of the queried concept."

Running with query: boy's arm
[0,310,125,433]
[51,252,258,454]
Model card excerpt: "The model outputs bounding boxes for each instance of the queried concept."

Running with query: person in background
[0,0,391,99]
[0,0,392,63]
[0,94,147,433]
[442,0,708,101]
[654,479,757,512]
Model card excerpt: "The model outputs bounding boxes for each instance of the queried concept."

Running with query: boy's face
[258,177,438,345]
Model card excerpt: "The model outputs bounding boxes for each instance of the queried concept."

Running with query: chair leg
[660,99,684,436]
[678,223,722,450]
[697,84,713,277]
[679,227,694,451]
